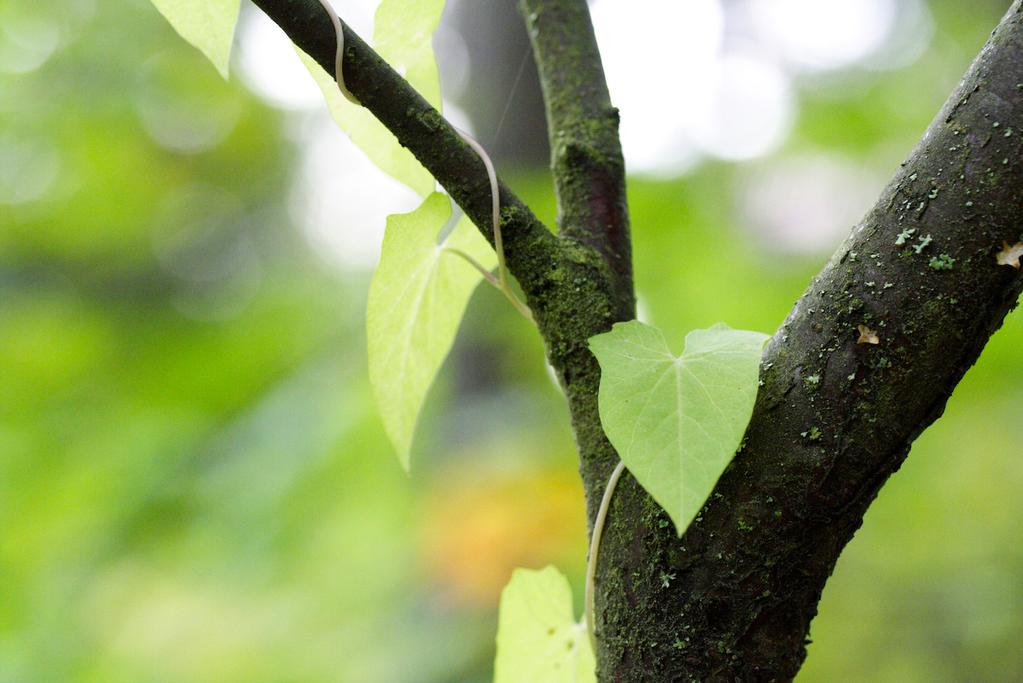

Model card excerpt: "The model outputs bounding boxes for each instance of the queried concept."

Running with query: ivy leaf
[297,0,445,196]
[367,193,494,469]
[494,566,595,683]
[589,321,768,535]
[147,0,239,79]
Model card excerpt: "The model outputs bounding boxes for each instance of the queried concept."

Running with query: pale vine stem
[313,0,533,323]
[584,458,625,653]
[315,0,358,104]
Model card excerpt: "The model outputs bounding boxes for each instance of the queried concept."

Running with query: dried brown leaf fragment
[857,325,880,345]
[995,241,1023,269]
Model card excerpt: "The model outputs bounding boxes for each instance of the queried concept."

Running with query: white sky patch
[689,53,793,162]
[589,0,916,172]
[433,21,470,99]
[289,112,421,271]
[590,1,792,171]
[740,154,884,254]
[861,0,933,72]
[591,0,724,176]
[748,0,897,72]
[236,11,323,111]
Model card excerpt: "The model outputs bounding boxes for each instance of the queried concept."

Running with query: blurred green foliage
[1,0,1020,681]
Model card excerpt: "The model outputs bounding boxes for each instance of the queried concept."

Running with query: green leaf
[147,0,239,79]
[589,321,768,535]
[297,0,445,196]
[373,0,443,108]
[494,566,595,683]
[367,193,494,469]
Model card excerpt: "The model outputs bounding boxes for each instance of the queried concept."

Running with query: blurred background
[1,0,1021,680]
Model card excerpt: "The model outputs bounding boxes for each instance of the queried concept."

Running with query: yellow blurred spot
[419,464,588,607]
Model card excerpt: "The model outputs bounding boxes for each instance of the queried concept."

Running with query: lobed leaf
[494,566,595,683]
[367,193,494,469]
[589,321,768,535]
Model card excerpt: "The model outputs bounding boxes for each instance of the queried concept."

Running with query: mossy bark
[520,0,634,316]
[517,0,636,523]
[252,0,1023,679]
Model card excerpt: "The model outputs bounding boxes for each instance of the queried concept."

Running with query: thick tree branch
[520,0,634,317]
[593,2,1023,679]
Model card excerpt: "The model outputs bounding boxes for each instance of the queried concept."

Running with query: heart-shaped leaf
[367,193,495,469]
[494,566,595,683]
[589,321,767,535]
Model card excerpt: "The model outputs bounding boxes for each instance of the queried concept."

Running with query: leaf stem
[583,458,625,653]
[452,129,533,322]
[443,247,534,323]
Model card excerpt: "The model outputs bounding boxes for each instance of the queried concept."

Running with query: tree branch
[250,0,565,301]
[519,0,634,316]
[248,3,1023,680]
[250,2,635,529]
[593,2,1023,679]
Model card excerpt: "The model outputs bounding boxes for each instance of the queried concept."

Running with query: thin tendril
[443,248,534,323]
[314,0,359,104]
[454,129,506,290]
[315,0,531,322]
[443,247,500,286]
[584,459,626,654]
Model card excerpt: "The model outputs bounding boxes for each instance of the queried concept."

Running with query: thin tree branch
[593,2,1023,679]
[251,4,633,517]
[249,0,562,302]
[519,0,634,317]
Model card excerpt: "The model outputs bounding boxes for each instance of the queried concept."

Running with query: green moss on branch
[520,0,634,316]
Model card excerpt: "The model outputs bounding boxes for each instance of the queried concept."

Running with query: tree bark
[520,0,633,317]
[518,0,635,521]
[250,0,1023,679]
[593,3,1023,679]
